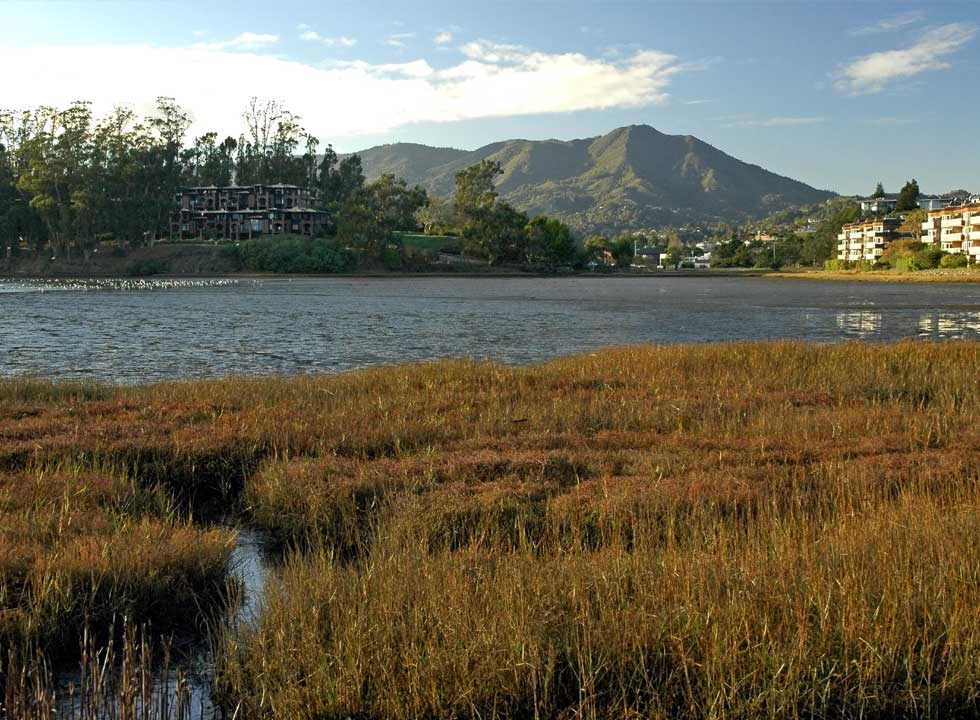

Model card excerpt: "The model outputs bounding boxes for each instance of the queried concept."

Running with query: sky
[1,0,978,195]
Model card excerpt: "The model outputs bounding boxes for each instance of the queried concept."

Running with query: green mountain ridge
[353,125,835,234]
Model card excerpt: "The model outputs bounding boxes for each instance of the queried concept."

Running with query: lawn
[394,230,461,253]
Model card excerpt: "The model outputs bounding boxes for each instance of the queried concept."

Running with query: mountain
[354,125,835,234]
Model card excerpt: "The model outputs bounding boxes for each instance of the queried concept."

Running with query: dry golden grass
[0,464,233,662]
[771,268,980,283]
[6,342,980,718]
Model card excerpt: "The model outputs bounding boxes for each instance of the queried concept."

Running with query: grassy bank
[1,243,242,278]
[5,343,980,717]
[771,267,980,282]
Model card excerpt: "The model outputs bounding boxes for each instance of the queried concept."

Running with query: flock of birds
[4,278,251,292]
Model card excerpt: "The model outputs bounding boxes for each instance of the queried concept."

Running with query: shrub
[879,239,923,269]
[238,236,354,273]
[913,247,943,270]
[823,259,848,271]
[940,253,969,269]
[382,246,402,271]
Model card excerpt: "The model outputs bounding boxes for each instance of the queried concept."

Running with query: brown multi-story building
[169,184,330,240]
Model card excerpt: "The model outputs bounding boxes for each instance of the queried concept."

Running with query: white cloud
[684,99,715,105]
[836,22,976,94]
[461,40,528,63]
[0,40,703,141]
[192,32,278,51]
[300,30,356,47]
[384,32,416,48]
[434,31,453,45]
[850,10,924,36]
[725,116,825,128]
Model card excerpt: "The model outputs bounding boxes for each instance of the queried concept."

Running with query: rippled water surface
[4,275,980,383]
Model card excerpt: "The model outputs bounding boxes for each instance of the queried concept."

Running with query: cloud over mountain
[1,38,705,141]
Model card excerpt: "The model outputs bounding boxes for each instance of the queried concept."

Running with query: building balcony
[941,219,965,229]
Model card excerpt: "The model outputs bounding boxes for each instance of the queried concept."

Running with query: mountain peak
[354,127,834,233]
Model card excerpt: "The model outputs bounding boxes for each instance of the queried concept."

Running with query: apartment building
[836,217,902,262]
[169,184,330,240]
[921,201,980,259]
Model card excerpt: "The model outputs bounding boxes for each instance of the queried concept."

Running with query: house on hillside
[917,195,954,211]
[858,196,898,214]
[169,184,330,241]
[798,219,821,234]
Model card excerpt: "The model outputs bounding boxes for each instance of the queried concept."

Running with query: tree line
[0,98,588,271]
[0,97,429,263]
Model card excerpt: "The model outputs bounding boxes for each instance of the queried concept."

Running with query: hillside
[355,125,835,234]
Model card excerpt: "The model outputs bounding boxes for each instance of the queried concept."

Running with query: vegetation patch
[7,343,980,718]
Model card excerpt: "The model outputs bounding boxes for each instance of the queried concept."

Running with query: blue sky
[2,0,978,195]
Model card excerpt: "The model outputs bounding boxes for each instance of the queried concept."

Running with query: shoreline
[1,269,772,280]
[8,270,980,283]
[767,269,980,283]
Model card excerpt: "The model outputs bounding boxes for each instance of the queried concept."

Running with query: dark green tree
[896,179,920,212]
[802,200,859,265]
[368,174,428,231]
[525,215,575,268]
[453,160,501,218]
[337,188,388,256]
[610,233,637,268]
[335,155,365,205]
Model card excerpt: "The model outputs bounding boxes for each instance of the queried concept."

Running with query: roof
[927,201,980,216]
[841,217,902,230]
[180,184,311,192]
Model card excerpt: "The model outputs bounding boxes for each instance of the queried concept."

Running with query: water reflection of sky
[5,276,980,383]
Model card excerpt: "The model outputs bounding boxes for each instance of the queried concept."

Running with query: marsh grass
[4,620,212,720]
[0,463,234,663]
[5,342,980,718]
